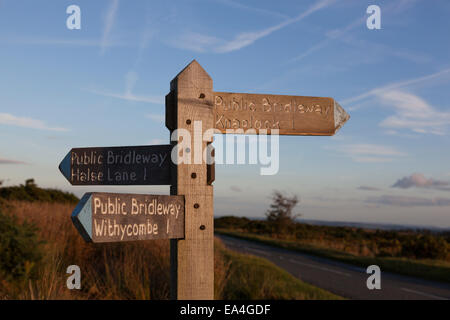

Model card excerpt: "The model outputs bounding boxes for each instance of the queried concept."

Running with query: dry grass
[0,201,341,300]
[1,200,170,300]
[0,201,242,300]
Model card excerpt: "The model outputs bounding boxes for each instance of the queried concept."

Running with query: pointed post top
[170,60,212,91]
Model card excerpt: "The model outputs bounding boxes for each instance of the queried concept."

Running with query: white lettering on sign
[90,195,182,241]
[93,196,181,218]
[93,218,159,241]
[68,149,169,184]
[214,95,331,132]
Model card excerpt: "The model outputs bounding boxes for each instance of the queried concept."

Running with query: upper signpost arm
[212,91,349,135]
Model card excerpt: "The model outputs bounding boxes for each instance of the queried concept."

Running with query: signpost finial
[171,60,212,90]
[334,100,350,133]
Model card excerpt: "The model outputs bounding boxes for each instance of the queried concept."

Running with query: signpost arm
[166,60,214,300]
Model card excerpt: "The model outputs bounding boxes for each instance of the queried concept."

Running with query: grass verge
[214,238,342,300]
[216,229,450,284]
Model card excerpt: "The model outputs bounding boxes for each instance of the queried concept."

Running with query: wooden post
[166,60,214,300]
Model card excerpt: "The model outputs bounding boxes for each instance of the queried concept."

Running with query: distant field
[0,198,340,299]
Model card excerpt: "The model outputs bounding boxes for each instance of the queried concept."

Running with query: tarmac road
[216,234,450,300]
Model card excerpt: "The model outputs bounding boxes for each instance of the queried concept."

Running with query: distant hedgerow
[0,179,78,204]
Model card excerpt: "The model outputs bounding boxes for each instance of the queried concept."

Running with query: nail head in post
[200,225,206,230]
[191,172,197,179]
[186,119,191,125]
[199,93,205,99]
[194,203,200,209]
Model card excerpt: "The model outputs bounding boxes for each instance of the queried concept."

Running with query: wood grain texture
[167,60,214,300]
[213,91,349,135]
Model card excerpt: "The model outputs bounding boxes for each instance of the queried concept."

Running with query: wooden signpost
[60,60,349,301]
[59,145,172,185]
[165,61,215,300]
[213,92,349,135]
[72,193,184,243]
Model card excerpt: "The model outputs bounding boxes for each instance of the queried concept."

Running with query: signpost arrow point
[71,193,93,242]
[334,100,350,134]
[59,151,71,183]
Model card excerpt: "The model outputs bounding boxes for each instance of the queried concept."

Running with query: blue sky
[1,0,450,228]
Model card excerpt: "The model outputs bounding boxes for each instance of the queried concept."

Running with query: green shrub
[402,235,448,260]
[214,216,251,229]
[0,210,43,281]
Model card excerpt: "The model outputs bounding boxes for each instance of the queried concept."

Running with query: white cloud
[89,89,164,104]
[0,157,27,165]
[100,0,119,55]
[287,40,330,63]
[342,144,406,156]
[171,0,335,53]
[214,0,289,19]
[377,90,450,135]
[378,90,432,117]
[288,15,365,63]
[357,186,381,191]
[170,33,220,53]
[125,71,139,96]
[328,143,406,163]
[341,68,450,106]
[0,36,125,47]
[0,113,68,131]
[133,25,156,68]
[366,195,450,207]
[352,157,395,163]
[89,72,164,105]
[146,114,165,122]
[392,173,450,191]
[288,0,422,64]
